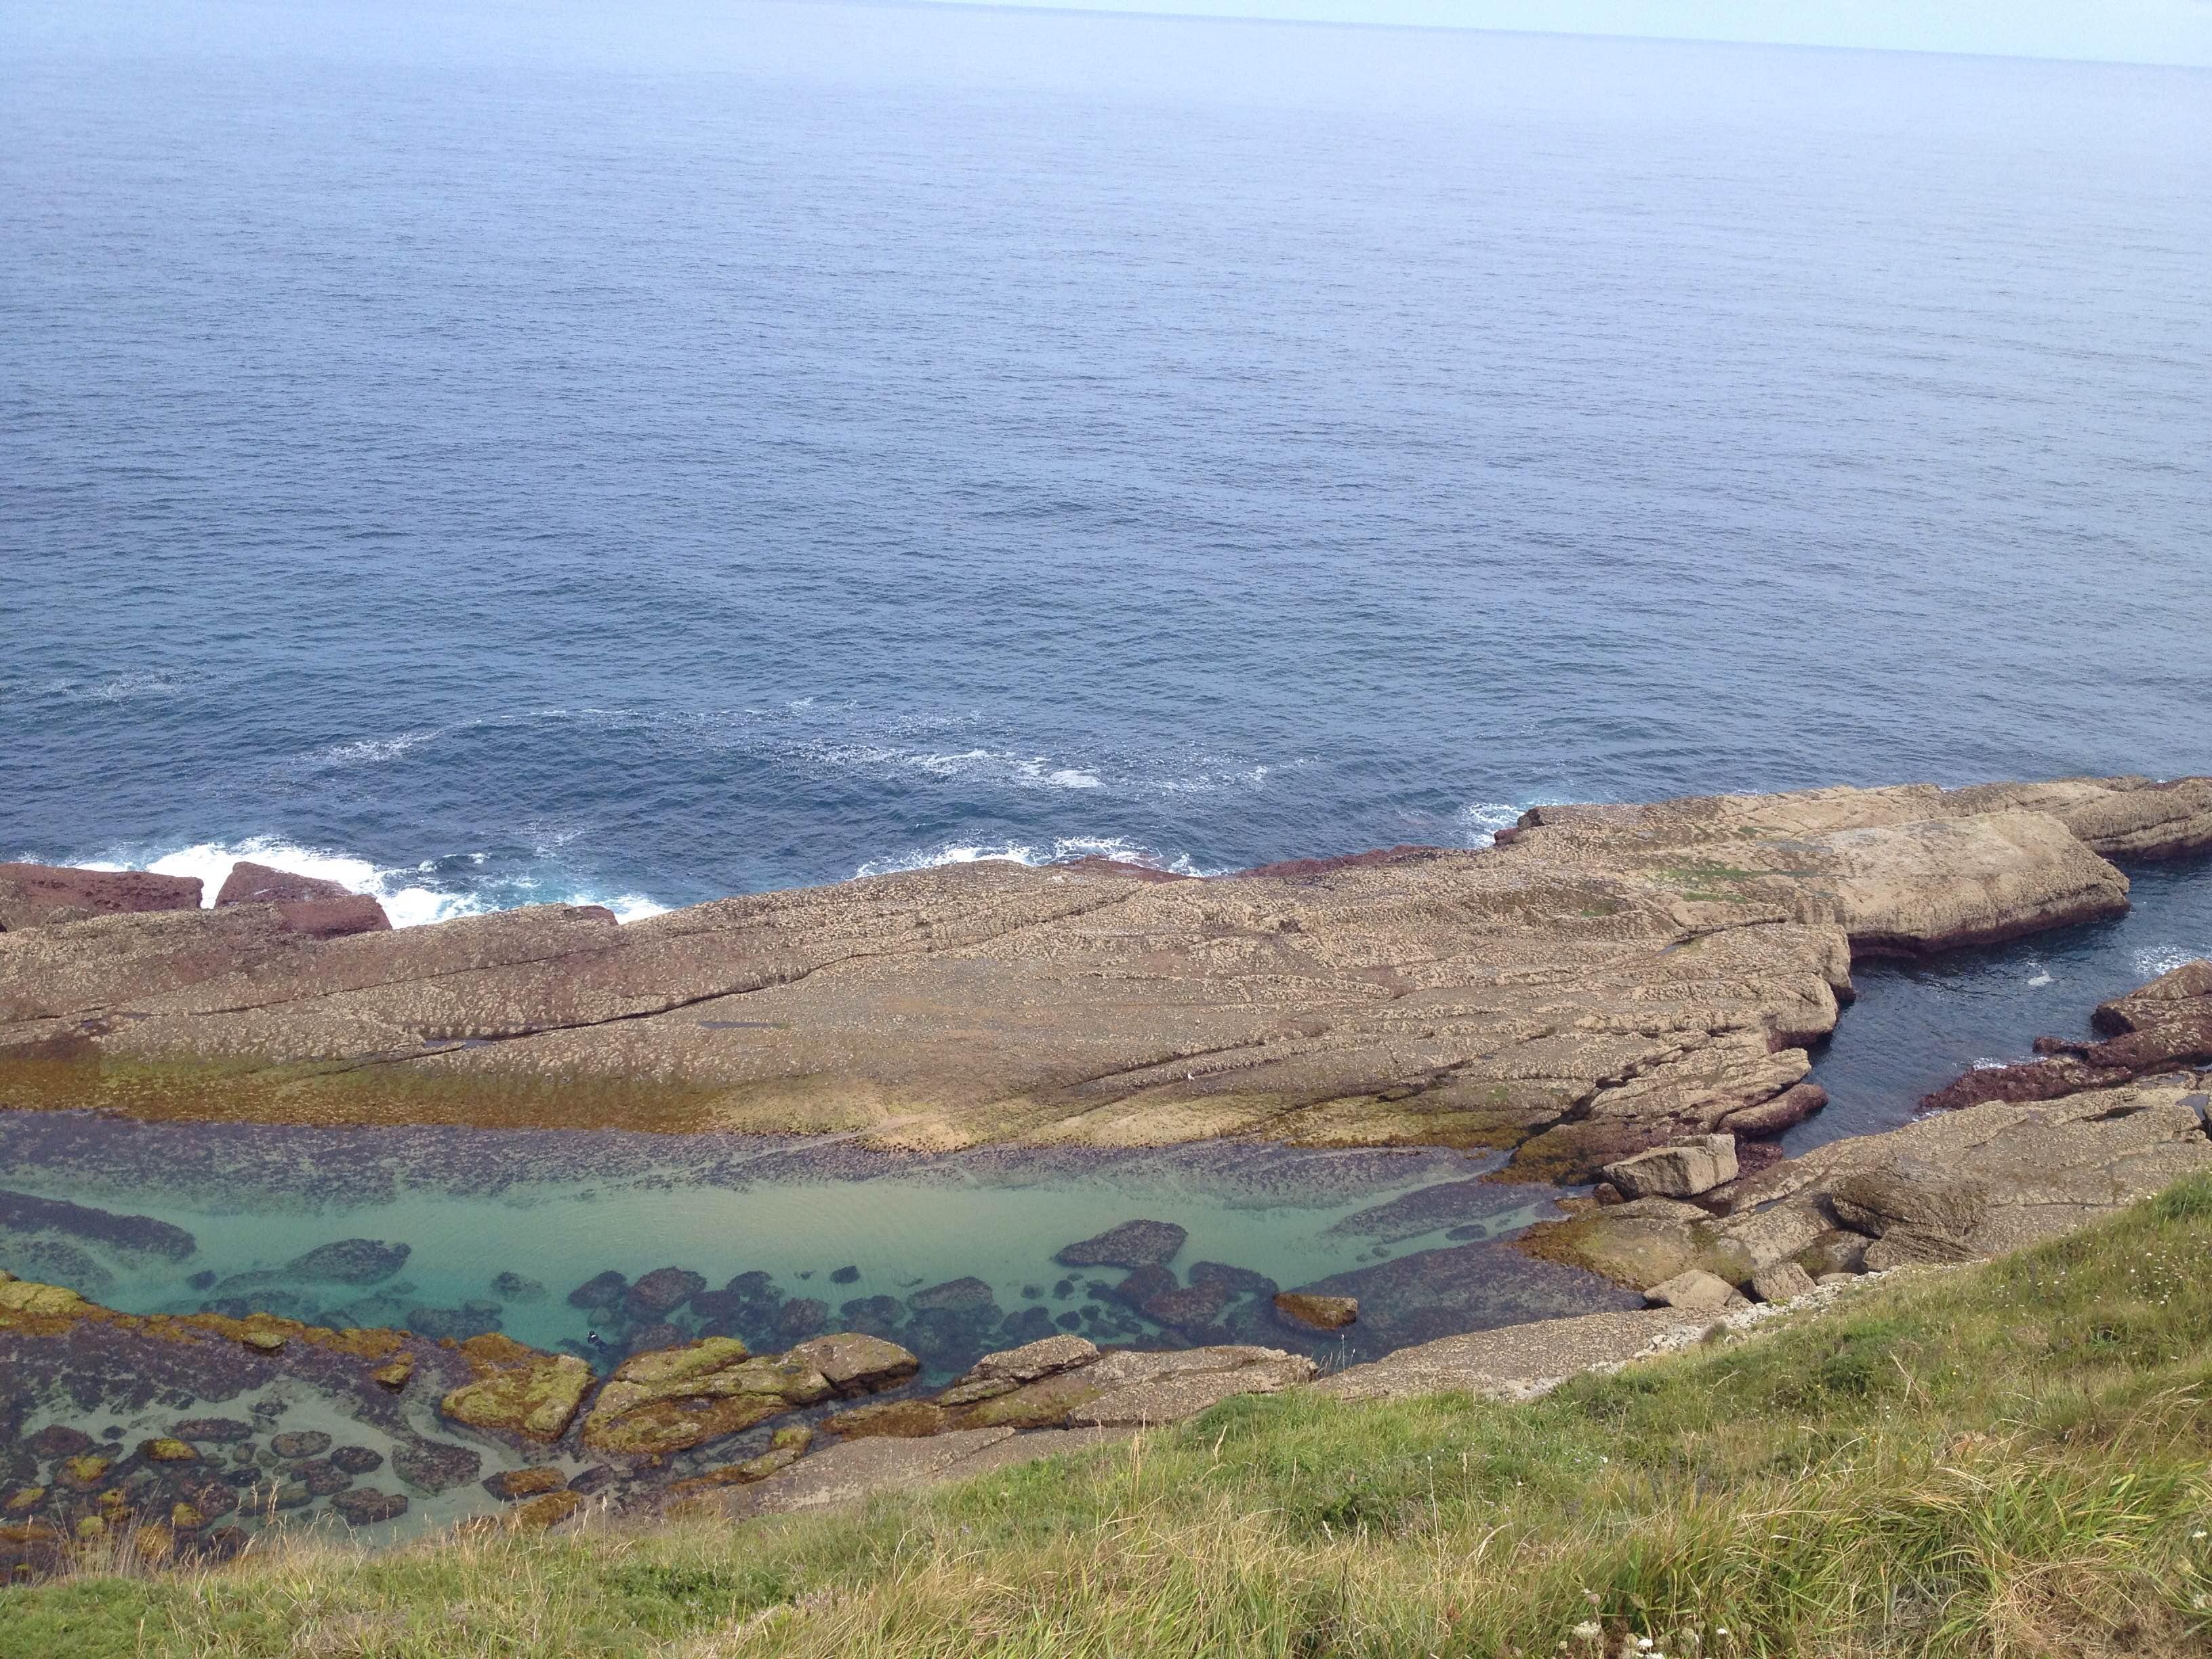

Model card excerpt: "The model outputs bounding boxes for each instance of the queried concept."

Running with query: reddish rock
[272,896,391,939]
[0,863,202,931]
[1922,1057,2131,1113]
[216,861,353,906]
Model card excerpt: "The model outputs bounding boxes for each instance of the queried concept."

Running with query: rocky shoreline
[4,774,2211,1577]
[4,950,2204,1577]
[5,773,2209,1182]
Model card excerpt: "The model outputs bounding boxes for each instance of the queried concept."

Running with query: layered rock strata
[1514,964,2212,1299]
[2,776,2204,1179]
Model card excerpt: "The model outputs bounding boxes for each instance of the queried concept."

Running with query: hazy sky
[923,0,2212,67]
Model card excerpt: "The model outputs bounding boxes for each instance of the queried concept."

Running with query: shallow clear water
[0,1122,1612,1377]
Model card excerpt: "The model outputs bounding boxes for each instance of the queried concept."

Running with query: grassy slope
[9,1179,2212,1659]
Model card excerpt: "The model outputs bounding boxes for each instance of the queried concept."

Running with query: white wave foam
[2024,962,2053,987]
[310,729,439,767]
[2133,945,2207,980]
[73,837,667,929]
[854,835,1211,880]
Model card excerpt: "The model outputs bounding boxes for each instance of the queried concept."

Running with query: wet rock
[390,1439,483,1494]
[787,1332,920,1396]
[623,1322,686,1357]
[1603,1135,1739,1200]
[483,1467,568,1501]
[822,1400,947,1439]
[1272,1292,1358,1331]
[139,1438,197,1463]
[57,1454,111,1491]
[287,1239,409,1286]
[330,1488,409,1525]
[406,1300,506,1341]
[1644,1269,1742,1311]
[1105,1265,1176,1309]
[0,1189,197,1261]
[906,1277,995,1314]
[834,1294,904,1336]
[300,1458,353,1496]
[830,1265,860,1285]
[439,1334,594,1441]
[1921,1056,2132,1114]
[27,1425,95,1460]
[1054,1220,1187,1270]
[171,1417,253,1444]
[579,1337,830,1457]
[371,1355,415,1391]
[270,1431,332,1460]
[775,1298,830,1343]
[329,1446,383,1475]
[491,1271,546,1301]
[994,1305,1060,1347]
[567,1464,619,1496]
[512,1490,584,1530]
[567,1270,627,1310]
[624,1266,706,1319]
[0,862,201,929]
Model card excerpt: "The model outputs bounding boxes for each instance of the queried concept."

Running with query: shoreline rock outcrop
[1513,962,2212,1300]
[0,777,2204,1185]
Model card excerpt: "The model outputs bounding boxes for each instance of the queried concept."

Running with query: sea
[3,0,2209,1094]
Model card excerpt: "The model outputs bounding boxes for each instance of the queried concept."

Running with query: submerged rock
[567,1270,627,1310]
[1271,1292,1357,1331]
[1054,1221,1187,1270]
[287,1239,410,1286]
[623,1266,706,1319]
[0,1189,197,1261]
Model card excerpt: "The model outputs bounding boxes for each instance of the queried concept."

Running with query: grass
[10,1177,2212,1658]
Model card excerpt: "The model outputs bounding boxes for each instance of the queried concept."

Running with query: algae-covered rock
[822,1400,945,1440]
[582,1395,786,1457]
[139,1438,197,1463]
[1272,1292,1358,1331]
[0,1279,88,1319]
[438,1336,593,1441]
[483,1467,567,1501]
[512,1489,584,1530]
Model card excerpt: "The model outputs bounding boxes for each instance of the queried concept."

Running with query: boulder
[1052,1220,1189,1270]
[962,1333,1099,1385]
[1065,1347,1316,1428]
[1718,1082,1830,1138]
[329,1488,408,1525]
[623,1266,706,1319]
[567,1271,627,1310]
[1643,1269,1742,1311]
[1603,1136,1739,1200]
[438,1335,593,1442]
[787,1332,920,1396]
[579,1338,830,1457]
[1748,1262,1816,1303]
[483,1467,567,1502]
[1828,1170,1988,1242]
[215,862,352,906]
[1271,1292,1358,1331]
[0,863,202,930]
[286,1239,409,1286]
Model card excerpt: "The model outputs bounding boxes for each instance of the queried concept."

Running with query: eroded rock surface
[2,777,2201,1180]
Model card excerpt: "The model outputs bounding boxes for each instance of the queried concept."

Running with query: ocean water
[3,0,2207,920]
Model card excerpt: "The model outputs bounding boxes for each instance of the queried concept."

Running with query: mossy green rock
[581,1393,787,1456]
[440,1353,593,1441]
